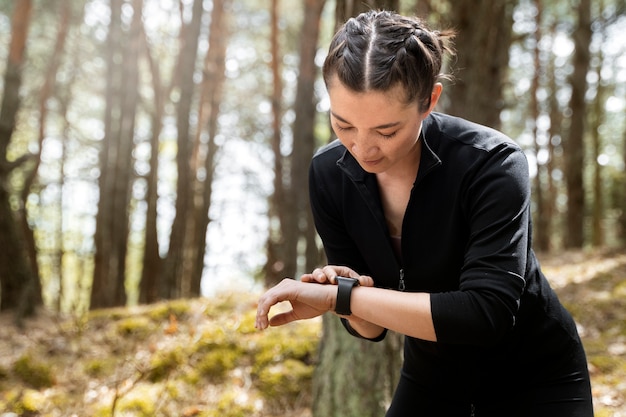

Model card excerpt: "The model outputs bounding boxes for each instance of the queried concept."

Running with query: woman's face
[328,78,440,176]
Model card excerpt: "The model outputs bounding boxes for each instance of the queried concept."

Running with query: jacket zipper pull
[398,269,405,291]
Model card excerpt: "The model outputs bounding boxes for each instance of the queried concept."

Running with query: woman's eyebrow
[330,111,401,130]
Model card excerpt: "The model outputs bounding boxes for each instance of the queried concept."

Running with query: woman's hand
[300,265,374,287]
[255,278,335,330]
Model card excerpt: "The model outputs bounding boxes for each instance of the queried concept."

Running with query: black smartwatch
[335,276,360,316]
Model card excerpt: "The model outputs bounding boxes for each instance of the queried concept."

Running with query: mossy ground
[538,248,626,417]
[0,249,624,416]
[0,293,320,416]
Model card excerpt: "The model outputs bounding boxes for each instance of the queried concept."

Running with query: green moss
[13,354,55,389]
[206,390,255,417]
[236,310,258,335]
[84,358,112,377]
[594,407,615,417]
[116,316,155,338]
[116,386,156,417]
[1,388,45,414]
[256,358,313,403]
[252,326,319,372]
[147,348,185,382]
[196,347,242,381]
[589,354,621,373]
[148,299,191,321]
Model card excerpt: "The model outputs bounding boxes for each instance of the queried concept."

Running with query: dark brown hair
[323,10,455,112]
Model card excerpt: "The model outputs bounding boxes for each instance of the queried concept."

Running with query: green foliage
[1,388,45,415]
[205,390,256,417]
[256,358,313,404]
[252,325,318,373]
[147,348,185,383]
[12,355,55,389]
[116,315,156,339]
[83,358,111,378]
[116,386,157,417]
[196,346,241,382]
[148,300,191,321]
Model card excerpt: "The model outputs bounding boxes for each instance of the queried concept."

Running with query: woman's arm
[256,265,436,342]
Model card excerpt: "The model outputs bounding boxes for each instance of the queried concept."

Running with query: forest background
[0,0,625,416]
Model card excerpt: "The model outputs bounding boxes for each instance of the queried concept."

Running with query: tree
[90,0,143,309]
[563,0,592,248]
[186,0,230,296]
[529,0,554,252]
[264,0,288,285]
[312,3,405,417]
[161,0,204,300]
[0,0,41,321]
[138,19,165,304]
[445,0,515,130]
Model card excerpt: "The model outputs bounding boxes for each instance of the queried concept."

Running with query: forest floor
[0,248,625,417]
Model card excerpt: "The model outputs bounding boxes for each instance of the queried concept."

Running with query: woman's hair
[323,10,455,112]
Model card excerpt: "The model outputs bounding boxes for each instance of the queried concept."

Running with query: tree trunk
[161,0,204,300]
[264,0,287,286]
[91,0,142,309]
[530,0,551,252]
[139,24,164,305]
[0,0,38,321]
[620,120,626,246]
[313,316,403,417]
[445,0,515,130]
[335,0,400,30]
[590,25,608,247]
[313,3,409,417]
[563,0,592,248]
[188,0,229,296]
[544,27,561,251]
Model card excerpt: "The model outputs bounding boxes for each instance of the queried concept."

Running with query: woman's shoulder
[313,138,345,159]
[425,112,521,153]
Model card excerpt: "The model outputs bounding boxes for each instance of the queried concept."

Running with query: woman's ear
[426,83,443,115]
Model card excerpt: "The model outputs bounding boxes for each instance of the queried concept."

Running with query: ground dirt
[0,249,624,416]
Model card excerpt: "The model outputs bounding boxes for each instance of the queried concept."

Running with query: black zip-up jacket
[309,112,582,394]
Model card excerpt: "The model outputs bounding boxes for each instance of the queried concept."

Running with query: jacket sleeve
[308,159,370,273]
[309,157,388,342]
[430,145,529,346]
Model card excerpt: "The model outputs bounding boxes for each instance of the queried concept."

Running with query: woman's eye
[335,125,353,132]
[379,131,397,139]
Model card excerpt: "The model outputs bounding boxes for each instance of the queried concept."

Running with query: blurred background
[0,1,625,416]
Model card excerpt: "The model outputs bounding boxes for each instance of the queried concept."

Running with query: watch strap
[335,276,359,315]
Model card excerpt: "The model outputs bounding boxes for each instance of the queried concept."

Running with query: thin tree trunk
[15,0,71,309]
[544,27,561,251]
[282,0,327,284]
[563,0,592,248]
[91,0,141,309]
[162,0,204,300]
[621,116,626,246]
[0,0,37,320]
[590,19,607,247]
[530,0,550,252]
[446,0,515,129]
[188,0,229,296]
[264,0,287,286]
[91,0,124,309]
[139,24,164,304]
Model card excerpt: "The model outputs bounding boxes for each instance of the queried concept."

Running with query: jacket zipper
[398,268,406,291]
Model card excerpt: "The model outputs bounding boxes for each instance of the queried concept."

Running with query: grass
[0,248,624,416]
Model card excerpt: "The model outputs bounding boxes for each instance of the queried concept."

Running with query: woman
[255,10,594,417]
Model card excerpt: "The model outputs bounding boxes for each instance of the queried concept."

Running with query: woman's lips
[362,157,383,167]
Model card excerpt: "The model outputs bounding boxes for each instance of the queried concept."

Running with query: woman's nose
[351,134,378,158]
